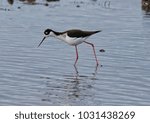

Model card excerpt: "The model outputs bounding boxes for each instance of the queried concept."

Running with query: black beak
[38,37,46,47]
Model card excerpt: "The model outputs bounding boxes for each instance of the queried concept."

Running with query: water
[0,0,150,105]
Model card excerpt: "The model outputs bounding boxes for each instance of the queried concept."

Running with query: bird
[38,29,101,66]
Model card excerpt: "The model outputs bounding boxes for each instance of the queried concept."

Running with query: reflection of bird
[142,0,150,11]
[38,29,101,66]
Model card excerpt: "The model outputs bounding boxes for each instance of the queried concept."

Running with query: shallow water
[0,0,150,105]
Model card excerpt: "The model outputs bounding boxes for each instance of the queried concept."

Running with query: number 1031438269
[78,111,135,120]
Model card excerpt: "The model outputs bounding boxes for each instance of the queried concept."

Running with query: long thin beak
[38,37,46,47]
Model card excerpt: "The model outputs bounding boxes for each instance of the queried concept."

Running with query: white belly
[56,33,89,46]
[65,35,89,46]
[66,38,85,45]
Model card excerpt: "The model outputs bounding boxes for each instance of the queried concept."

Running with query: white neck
[50,31,66,42]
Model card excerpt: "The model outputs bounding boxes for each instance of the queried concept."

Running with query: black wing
[66,29,101,38]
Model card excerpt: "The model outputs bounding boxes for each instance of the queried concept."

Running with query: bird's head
[44,29,54,36]
[38,29,54,47]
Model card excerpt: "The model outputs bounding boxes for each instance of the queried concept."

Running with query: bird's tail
[94,30,102,33]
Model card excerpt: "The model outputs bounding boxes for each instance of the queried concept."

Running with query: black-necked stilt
[38,29,101,66]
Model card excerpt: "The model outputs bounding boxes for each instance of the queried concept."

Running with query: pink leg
[74,45,79,66]
[84,41,99,66]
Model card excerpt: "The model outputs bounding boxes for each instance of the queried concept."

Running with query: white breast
[54,33,88,46]
[65,34,88,46]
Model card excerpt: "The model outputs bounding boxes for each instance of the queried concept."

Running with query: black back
[65,29,101,38]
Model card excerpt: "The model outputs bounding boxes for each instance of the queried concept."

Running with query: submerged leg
[83,41,99,66]
[74,45,79,66]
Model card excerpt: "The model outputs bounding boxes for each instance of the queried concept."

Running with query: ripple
[0,0,150,105]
